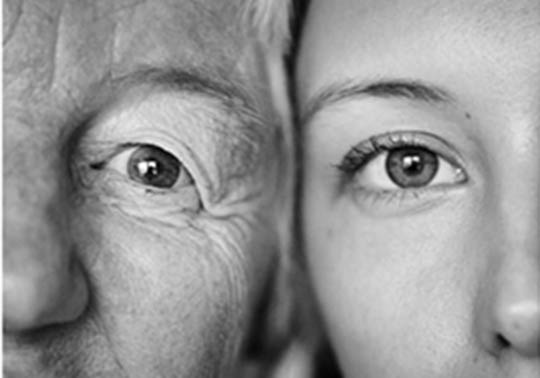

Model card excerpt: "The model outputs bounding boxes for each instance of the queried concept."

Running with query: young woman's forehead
[307,0,540,39]
[299,0,540,99]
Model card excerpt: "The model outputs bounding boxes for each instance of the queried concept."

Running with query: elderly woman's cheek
[73,198,252,374]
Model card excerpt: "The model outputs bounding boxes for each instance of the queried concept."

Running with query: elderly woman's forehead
[5,0,250,30]
[4,0,269,120]
[4,0,254,79]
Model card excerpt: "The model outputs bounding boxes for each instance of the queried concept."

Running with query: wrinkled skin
[3,0,287,376]
[297,0,539,377]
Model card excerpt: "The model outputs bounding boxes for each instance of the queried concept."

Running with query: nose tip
[497,299,540,357]
[3,259,89,332]
[3,199,90,333]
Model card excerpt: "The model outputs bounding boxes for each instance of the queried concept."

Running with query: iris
[385,147,438,188]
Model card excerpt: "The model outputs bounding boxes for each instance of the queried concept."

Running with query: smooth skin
[297,0,539,377]
[3,0,288,376]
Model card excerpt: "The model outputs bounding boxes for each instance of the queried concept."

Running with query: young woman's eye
[107,144,194,189]
[338,132,467,192]
[385,146,438,188]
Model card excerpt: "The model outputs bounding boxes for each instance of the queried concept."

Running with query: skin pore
[296,0,539,377]
[3,0,290,377]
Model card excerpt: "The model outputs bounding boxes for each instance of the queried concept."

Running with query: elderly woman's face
[297,0,539,376]
[4,0,286,376]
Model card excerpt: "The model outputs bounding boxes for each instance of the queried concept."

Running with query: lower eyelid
[349,183,462,216]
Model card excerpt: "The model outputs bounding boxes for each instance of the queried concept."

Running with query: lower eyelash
[349,184,454,215]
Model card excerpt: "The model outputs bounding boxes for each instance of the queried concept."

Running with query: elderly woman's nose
[3,154,89,333]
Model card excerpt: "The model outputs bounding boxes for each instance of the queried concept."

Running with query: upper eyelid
[340,130,467,170]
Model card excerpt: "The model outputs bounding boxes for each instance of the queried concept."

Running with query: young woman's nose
[3,157,89,332]
[490,257,540,357]
[476,202,540,358]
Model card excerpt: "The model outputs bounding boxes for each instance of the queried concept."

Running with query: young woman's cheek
[304,187,489,377]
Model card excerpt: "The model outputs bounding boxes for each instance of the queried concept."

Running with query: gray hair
[243,0,292,53]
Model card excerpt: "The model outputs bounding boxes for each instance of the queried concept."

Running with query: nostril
[495,334,510,349]
[497,300,540,357]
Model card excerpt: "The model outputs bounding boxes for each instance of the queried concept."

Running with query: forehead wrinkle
[6,0,268,128]
[109,0,248,67]
[3,0,23,45]
[49,0,251,101]
[188,0,242,39]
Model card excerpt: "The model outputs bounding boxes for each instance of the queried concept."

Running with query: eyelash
[335,131,467,203]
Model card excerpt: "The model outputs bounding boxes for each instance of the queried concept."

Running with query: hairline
[243,0,292,53]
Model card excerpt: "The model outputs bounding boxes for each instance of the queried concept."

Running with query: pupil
[137,160,160,179]
[401,155,424,176]
[386,147,438,188]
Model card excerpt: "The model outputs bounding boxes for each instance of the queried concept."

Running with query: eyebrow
[110,66,259,118]
[301,80,453,125]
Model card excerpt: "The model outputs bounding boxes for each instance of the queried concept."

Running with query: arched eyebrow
[300,80,454,125]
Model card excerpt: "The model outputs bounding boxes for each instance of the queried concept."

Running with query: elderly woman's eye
[338,131,467,192]
[107,144,194,189]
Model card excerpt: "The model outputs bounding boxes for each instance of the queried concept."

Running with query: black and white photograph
[3,0,539,377]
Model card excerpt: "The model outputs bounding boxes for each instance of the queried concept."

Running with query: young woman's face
[296,0,539,377]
